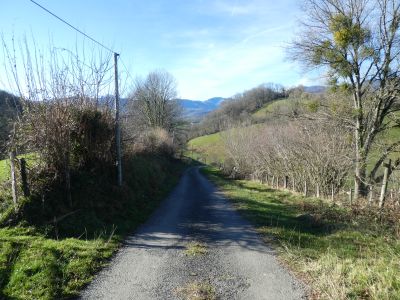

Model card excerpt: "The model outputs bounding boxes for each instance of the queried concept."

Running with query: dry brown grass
[184,241,208,256]
[176,281,216,300]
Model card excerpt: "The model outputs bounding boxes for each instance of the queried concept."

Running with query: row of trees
[222,118,352,194]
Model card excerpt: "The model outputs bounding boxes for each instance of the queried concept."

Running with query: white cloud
[172,38,289,99]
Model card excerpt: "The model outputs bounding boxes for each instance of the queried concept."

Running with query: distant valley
[177,97,225,120]
[176,86,325,120]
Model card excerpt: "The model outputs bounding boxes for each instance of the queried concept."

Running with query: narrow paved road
[80,167,306,300]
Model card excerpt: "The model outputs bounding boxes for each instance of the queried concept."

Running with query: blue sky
[0,0,323,99]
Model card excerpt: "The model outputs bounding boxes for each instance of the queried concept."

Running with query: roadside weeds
[202,166,400,300]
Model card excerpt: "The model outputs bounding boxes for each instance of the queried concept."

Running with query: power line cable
[120,57,134,83]
[28,0,124,186]
[54,47,113,74]
[29,0,115,54]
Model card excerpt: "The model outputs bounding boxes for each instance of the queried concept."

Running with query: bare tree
[2,37,115,208]
[128,70,180,132]
[289,0,400,199]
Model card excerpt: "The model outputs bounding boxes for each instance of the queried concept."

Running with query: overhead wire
[29,0,115,54]
[29,0,135,85]
[120,57,134,82]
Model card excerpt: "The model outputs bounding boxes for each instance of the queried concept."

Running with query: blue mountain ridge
[176,97,225,120]
[117,86,325,120]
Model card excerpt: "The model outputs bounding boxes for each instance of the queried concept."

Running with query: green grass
[186,98,313,165]
[0,153,39,183]
[0,227,115,299]
[252,98,289,119]
[0,159,9,182]
[0,155,187,299]
[202,166,400,300]
[187,132,225,164]
[368,126,400,173]
[252,98,304,120]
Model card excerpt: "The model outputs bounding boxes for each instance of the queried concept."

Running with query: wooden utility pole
[114,53,122,186]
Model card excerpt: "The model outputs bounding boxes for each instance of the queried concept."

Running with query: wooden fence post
[379,159,391,209]
[64,152,72,208]
[304,181,308,197]
[10,151,18,212]
[349,188,353,206]
[368,185,374,205]
[20,158,30,197]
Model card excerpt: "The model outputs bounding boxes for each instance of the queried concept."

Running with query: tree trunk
[354,142,367,199]
[353,90,368,200]
[354,166,367,200]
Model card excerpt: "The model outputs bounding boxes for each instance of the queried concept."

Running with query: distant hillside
[118,97,225,120]
[303,85,326,93]
[177,97,225,120]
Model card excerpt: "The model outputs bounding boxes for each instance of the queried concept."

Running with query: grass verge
[0,155,186,299]
[0,227,114,299]
[0,153,39,183]
[0,159,8,182]
[202,166,400,300]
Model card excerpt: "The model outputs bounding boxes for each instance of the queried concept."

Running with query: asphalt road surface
[80,167,306,300]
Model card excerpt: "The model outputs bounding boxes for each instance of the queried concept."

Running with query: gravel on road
[80,167,307,300]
